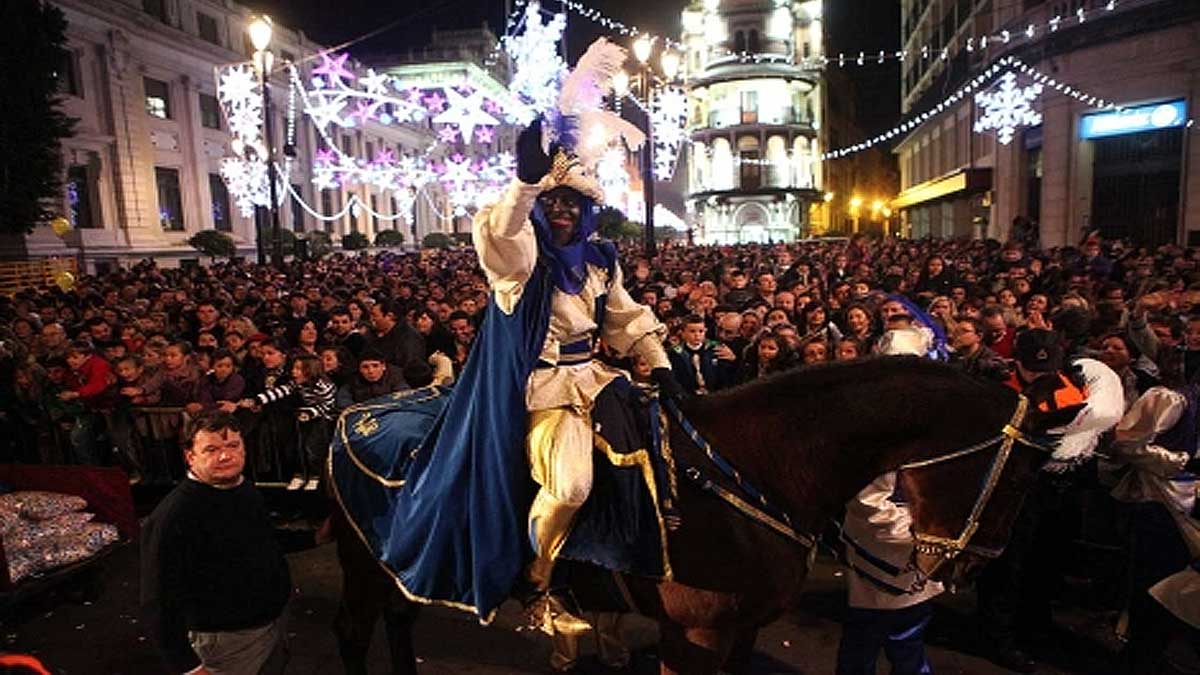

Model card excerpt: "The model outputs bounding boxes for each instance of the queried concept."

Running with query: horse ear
[1027,402,1085,435]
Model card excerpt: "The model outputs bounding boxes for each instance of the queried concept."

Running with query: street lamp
[849,196,863,234]
[248,15,283,268]
[627,35,661,258]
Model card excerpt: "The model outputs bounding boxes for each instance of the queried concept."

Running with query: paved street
[0,516,1123,675]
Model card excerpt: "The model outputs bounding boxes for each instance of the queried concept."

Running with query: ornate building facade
[680,0,825,244]
[19,0,482,271]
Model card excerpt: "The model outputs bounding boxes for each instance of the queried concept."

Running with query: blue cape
[331,263,553,621]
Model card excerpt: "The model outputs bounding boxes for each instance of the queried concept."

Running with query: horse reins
[898,394,1055,566]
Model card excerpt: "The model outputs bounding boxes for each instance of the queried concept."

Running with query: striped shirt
[255,378,337,421]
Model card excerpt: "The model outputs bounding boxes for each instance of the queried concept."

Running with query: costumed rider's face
[537,186,583,247]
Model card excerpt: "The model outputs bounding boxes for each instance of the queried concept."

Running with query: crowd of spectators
[1,230,1200,669]
[2,233,1200,482]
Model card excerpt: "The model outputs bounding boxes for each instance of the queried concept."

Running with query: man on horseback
[472,51,679,632]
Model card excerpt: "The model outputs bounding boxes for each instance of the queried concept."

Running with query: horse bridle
[898,394,1054,573]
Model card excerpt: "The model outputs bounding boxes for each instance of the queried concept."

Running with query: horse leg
[333,520,386,675]
[334,572,382,675]
[658,621,734,675]
[382,595,420,675]
[721,626,759,675]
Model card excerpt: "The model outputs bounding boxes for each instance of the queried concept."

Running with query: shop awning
[892,168,992,210]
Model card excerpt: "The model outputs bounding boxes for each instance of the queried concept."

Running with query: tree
[373,230,404,248]
[0,1,77,235]
[596,207,641,241]
[261,228,297,257]
[187,230,236,262]
[342,231,370,250]
[422,232,454,249]
[305,231,332,259]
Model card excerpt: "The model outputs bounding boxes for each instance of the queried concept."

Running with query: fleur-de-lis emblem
[353,413,380,438]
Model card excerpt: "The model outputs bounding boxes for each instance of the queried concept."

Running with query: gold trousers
[527,407,593,590]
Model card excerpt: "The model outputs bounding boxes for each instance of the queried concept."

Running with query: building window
[740,91,758,124]
[57,50,81,98]
[209,173,232,231]
[66,164,96,229]
[144,77,171,119]
[197,12,220,45]
[155,167,184,231]
[291,184,306,232]
[748,30,761,54]
[734,31,746,53]
[370,195,380,232]
[143,0,168,23]
[320,190,334,233]
[199,93,222,130]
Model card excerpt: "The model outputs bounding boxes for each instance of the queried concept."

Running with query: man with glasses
[948,316,1009,381]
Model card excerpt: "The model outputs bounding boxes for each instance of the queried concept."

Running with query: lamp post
[249,16,283,268]
[631,36,657,258]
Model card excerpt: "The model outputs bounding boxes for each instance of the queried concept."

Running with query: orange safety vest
[1005,371,1089,412]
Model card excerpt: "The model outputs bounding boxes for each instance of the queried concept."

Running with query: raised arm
[471,120,551,314]
[472,181,540,314]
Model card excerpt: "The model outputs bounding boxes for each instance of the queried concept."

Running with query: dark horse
[332,357,1084,674]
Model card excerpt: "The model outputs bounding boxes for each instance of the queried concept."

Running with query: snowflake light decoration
[651,87,689,181]
[974,71,1044,145]
[596,148,631,208]
[503,1,567,120]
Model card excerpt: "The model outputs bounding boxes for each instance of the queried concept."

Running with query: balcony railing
[704,106,812,129]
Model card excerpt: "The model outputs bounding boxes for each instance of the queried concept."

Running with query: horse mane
[693,355,1004,415]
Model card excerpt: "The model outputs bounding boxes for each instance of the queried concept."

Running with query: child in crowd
[241,353,335,491]
[61,340,116,465]
[158,341,199,406]
[193,349,245,414]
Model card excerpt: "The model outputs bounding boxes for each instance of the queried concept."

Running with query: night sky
[249,0,900,137]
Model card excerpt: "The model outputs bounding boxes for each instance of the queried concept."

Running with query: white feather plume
[557,37,627,116]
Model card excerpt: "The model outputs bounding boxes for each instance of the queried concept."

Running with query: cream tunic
[1111,386,1200,556]
[472,180,670,414]
[843,472,945,610]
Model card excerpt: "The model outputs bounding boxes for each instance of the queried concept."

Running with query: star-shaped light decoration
[432,87,499,143]
[306,95,348,132]
[438,125,462,144]
[314,147,337,165]
[423,92,447,114]
[351,100,379,126]
[974,71,1044,145]
[359,69,390,95]
[475,126,495,144]
[373,148,396,167]
[312,52,356,87]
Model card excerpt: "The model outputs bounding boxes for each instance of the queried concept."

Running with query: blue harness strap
[658,397,815,548]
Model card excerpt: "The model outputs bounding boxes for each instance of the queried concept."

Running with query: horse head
[896,371,1086,588]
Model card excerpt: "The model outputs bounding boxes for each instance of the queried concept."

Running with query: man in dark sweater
[366,299,426,372]
[141,412,299,675]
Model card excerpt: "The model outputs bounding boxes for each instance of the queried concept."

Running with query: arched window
[734,31,746,53]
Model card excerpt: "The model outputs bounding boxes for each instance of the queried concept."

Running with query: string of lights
[555,0,1126,71]
[821,54,1195,160]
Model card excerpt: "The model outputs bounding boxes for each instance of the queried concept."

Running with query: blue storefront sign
[1080,99,1188,139]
